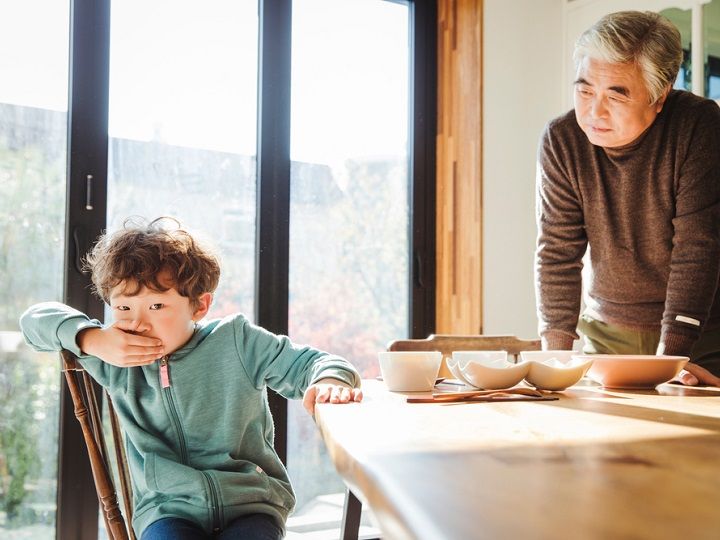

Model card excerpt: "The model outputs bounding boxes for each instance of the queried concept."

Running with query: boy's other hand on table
[303,378,363,415]
[77,320,165,367]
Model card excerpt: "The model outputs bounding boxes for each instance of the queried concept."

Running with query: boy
[20,217,362,539]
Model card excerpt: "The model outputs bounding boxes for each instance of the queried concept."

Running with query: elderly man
[535,10,720,386]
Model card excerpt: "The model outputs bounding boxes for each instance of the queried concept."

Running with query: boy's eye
[150,303,164,310]
[115,306,130,311]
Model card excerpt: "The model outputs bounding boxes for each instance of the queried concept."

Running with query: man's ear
[655,85,672,112]
[193,292,213,321]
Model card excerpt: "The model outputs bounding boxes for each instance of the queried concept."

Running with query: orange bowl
[577,354,689,389]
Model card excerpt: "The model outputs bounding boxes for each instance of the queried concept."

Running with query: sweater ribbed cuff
[658,328,696,358]
[541,331,575,351]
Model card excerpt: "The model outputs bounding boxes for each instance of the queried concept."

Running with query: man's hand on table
[673,363,720,387]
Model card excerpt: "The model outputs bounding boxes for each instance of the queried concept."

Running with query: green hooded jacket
[20,302,360,535]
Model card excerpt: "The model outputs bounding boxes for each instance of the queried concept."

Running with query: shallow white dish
[578,354,689,389]
[445,356,474,386]
[378,351,443,392]
[453,351,529,390]
[520,351,593,391]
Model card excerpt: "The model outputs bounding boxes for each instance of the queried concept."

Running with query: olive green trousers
[578,314,720,377]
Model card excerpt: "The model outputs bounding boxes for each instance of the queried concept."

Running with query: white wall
[482,0,706,340]
[482,0,565,339]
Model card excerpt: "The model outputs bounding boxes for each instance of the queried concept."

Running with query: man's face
[573,56,667,148]
[110,275,204,355]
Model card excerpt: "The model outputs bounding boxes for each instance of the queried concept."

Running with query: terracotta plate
[577,354,688,389]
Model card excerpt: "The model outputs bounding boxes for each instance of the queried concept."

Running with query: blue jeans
[140,514,284,540]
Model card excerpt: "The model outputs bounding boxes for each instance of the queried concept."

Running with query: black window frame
[58,0,436,537]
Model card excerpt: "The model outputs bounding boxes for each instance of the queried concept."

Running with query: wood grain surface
[436,0,484,334]
[315,379,720,540]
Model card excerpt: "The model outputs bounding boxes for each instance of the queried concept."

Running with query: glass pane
[287,0,410,534]
[706,0,720,101]
[663,1,720,100]
[107,0,259,322]
[0,1,69,537]
[661,7,692,91]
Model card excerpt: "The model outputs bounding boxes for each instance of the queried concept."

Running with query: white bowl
[453,350,508,364]
[445,356,475,386]
[453,351,529,390]
[519,350,578,364]
[378,351,443,392]
[580,354,689,389]
[520,351,593,391]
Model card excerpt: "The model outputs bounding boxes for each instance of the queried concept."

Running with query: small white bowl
[519,350,578,364]
[520,351,593,391]
[453,351,529,390]
[378,351,442,392]
[453,350,508,364]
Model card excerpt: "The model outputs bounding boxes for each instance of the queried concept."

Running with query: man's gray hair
[574,11,682,104]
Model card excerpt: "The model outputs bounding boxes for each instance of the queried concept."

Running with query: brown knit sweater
[535,90,720,356]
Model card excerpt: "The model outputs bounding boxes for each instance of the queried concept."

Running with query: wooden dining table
[314,379,720,540]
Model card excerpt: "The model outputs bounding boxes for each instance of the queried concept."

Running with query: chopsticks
[406,387,558,404]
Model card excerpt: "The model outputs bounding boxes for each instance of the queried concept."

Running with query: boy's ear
[193,292,213,320]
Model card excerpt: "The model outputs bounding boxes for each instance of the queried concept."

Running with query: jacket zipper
[202,471,222,533]
[159,357,219,530]
[159,356,188,464]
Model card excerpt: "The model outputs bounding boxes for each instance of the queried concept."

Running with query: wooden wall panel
[436,0,483,333]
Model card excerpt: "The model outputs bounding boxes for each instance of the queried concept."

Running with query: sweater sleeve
[660,102,720,356]
[534,122,588,348]
[232,316,361,399]
[19,301,113,385]
[20,302,101,354]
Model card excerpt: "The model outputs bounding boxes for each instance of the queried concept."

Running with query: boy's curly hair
[84,217,221,309]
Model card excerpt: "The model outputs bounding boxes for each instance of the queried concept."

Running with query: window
[287,0,411,523]
[663,1,720,99]
[107,0,259,320]
[0,1,69,537]
[1,1,435,537]
[707,55,720,100]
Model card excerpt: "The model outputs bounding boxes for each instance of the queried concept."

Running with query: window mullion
[255,0,292,463]
[410,0,437,338]
[59,0,110,538]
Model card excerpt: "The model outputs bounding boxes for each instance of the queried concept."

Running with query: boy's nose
[128,319,152,335]
[137,320,152,332]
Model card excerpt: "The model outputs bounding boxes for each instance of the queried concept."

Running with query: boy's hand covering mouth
[118,319,150,335]
[77,320,165,368]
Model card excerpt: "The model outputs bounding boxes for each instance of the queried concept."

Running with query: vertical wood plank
[436,0,483,333]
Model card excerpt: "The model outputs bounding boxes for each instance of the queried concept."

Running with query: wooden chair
[389,334,541,377]
[60,350,135,540]
[341,334,541,540]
